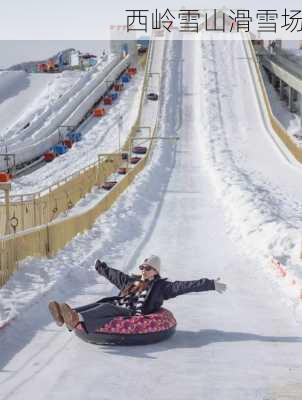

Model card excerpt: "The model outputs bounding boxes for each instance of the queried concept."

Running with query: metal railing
[244,33,302,164]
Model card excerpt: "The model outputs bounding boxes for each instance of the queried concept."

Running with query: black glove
[95,259,108,272]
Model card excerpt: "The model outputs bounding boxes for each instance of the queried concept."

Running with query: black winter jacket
[95,261,215,315]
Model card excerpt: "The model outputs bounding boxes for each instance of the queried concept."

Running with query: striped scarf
[114,280,151,315]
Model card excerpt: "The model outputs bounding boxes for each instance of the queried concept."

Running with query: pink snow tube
[74,308,177,345]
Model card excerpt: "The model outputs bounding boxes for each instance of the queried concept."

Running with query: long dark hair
[121,280,150,297]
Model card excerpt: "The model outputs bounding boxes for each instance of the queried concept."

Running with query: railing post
[0,182,11,235]
[21,195,25,231]
[33,194,37,228]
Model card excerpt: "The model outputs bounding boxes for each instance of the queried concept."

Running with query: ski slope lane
[0,39,301,400]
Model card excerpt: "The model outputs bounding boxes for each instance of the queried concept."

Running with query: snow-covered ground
[11,68,144,194]
[0,36,302,399]
[201,36,302,264]
[0,70,83,143]
[0,54,124,169]
[0,71,63,137]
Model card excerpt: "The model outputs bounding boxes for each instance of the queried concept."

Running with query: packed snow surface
[0,55,125,169]
[0,35,302,400]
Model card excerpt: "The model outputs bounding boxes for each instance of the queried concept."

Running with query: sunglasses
[139,265,155,272]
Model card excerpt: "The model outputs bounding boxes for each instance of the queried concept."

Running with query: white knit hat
[142,255,161,274]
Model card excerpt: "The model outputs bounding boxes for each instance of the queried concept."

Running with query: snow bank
[199,36,302,302]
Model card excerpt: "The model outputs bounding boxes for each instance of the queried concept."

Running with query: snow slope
[0,71,59,136]
[0,55,126,169]
[10,68,144,194]
[199,35,302,293]
[0,37,302,400]
[1,71,84,142]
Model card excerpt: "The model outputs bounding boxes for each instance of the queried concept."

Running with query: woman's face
[139,264,158,280]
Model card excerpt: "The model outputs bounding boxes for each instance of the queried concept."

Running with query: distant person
[101,50,108,61]
[48,255,227,333]
[269,41,276,55]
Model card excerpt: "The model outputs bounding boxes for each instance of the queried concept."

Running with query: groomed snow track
[0,35,302,400]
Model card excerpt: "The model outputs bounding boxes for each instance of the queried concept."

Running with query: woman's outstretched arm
[95,260,133,290]
[162,278,225,300]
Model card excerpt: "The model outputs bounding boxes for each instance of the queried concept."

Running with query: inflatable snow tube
[74,308,177,345]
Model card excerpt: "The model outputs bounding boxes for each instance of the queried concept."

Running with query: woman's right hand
[95,259,108,272]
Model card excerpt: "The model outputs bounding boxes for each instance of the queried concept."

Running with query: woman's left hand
[214,278,227,294]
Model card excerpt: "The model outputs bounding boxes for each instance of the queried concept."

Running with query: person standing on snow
[48,255,227,333]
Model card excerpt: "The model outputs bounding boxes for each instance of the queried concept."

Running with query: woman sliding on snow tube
[48,255,227,345]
